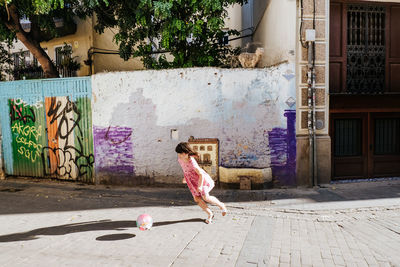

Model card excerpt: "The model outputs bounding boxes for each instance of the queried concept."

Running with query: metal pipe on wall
[307,40,315,186]
[312,46,317,187]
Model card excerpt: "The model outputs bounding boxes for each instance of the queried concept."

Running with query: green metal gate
[0,77,94,183]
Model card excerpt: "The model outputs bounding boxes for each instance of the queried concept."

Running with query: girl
[175,142,227,224]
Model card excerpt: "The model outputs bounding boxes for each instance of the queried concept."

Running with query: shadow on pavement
[0,218,204,243]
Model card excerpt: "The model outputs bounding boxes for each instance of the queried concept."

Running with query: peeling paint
[92,64,296,184]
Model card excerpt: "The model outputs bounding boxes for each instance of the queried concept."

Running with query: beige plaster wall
[253,0,297,67]
[92,25,143,73]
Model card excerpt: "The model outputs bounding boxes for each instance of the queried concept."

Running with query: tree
[0,43,12,80]
[0,0,105,78]
[86,0,246,69]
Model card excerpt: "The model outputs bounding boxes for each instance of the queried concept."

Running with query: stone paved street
[0,178,399,267]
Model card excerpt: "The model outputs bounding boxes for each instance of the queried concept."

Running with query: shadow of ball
[96,233,136,241]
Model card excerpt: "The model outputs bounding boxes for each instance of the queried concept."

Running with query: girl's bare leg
[194,196,213,222]
[202,193,227,215]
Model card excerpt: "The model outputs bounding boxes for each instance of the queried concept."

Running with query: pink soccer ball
[136,214,153,231]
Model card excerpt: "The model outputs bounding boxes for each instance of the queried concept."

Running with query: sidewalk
[0,177,399,266]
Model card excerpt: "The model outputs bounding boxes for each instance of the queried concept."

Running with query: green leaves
[92,0,245,69]
[32,0,64,14]
[153,1,172,19]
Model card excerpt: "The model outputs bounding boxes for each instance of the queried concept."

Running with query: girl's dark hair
[175,142,198,157]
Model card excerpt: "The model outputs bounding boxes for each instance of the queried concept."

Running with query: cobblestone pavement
[0,178,399,267]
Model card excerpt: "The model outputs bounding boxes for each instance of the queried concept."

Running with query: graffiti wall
[92,64,296,185]
[0,78,94,182]
[93,126,135,183]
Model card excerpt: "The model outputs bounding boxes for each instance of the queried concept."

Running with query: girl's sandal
[205,214,214,224]
[221,204,228,216]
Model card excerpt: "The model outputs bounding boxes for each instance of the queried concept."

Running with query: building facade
[8,15,143,80]
[1,0,399,187]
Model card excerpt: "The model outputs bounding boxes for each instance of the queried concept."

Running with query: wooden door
[330,1,400,180]
[331,113,368,179]
[331,112,400,179]
[370,113,400,177]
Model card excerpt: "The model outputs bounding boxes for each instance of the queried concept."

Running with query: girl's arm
[182,177,186,184]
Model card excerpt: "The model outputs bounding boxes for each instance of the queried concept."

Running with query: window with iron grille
[55,44,72,66]
[346,4,386,94]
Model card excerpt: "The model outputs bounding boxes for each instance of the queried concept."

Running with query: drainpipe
[306,29,317,186]
[312,47,317,187]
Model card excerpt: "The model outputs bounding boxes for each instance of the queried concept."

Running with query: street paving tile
[0,178,399,266]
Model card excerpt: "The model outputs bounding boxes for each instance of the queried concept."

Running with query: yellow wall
[92,23,143,73]
[39,17,93,76]
[10,16,143,77]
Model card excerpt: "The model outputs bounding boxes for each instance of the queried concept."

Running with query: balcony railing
[12,65,77,80]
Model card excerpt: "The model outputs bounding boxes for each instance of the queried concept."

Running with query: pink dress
[178,156,215,197]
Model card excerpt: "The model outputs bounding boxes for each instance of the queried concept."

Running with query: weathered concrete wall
[92,63,296,186]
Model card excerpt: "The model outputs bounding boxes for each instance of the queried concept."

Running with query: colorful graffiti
[41,96,94,180]
[7,95,94,181]
[9,99,43,165]
[268,110,296,186]
[93,126,134,175]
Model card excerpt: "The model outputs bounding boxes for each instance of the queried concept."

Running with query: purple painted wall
[268,110,296,186]
[93,126,134,176]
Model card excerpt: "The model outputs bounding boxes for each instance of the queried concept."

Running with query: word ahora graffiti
[11,122,42,141]
[11,121,43,163]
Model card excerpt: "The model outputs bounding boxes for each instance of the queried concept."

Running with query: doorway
[331,112,400,179]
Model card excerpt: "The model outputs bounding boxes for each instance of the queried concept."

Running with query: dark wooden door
[331,113,368,179]
[330,1,400,179]
[331,112,400,179]
[370,113,400,177]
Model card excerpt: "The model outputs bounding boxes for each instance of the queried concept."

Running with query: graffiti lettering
[46,97,81,144]
[42,97,93,180]
[15,136,43,151]
[42,146,94,179]
[11,122,42,141]
[9,99,36,124]
[17,146,42,163]
[11,115,43,163]
[14,98,43,109]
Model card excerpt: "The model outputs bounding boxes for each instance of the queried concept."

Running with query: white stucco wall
[92,63,296,184]
[253,0,297,67]
[225,0,297,67]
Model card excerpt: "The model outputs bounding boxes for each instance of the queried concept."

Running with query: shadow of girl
[0,218,204,242]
